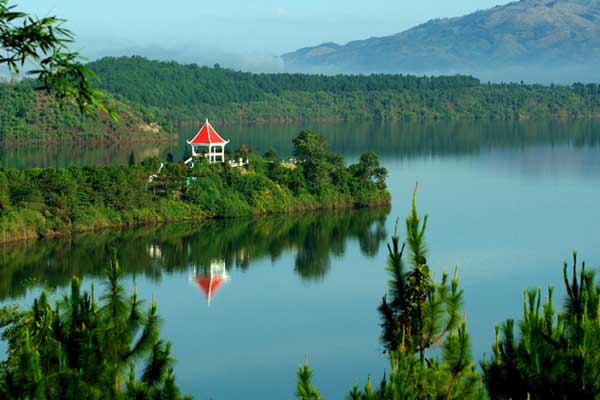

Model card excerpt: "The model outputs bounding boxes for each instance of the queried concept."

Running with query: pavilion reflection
[190,260,229,305]
[0,207,389,301]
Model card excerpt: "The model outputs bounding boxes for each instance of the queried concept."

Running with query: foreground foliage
[0,131,389,243]
[481,253,600,399]
[341,189,484,400]
[1,0,107,115]
[0,255,189,399]
[296,192,600,400]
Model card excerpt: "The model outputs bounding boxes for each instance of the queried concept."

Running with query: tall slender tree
[296,187,483,399]
[296,357,324,400]
[372,186,482,399]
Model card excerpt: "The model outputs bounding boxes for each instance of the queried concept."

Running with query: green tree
[0,254,190,399]
[294,189,482,399]
[296,358,324,400]
[263,147,278,162]
[292,131,331,192]
[482,253,600,399]
[1,0,108,114]
[128,150,136,166]
[350,152,388,190]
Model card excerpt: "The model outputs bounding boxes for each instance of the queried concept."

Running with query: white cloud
[274,7,288,17]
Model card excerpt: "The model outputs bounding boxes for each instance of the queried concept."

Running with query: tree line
[85,56,600,124]
[4,56,600,143]
[87,56,481,107]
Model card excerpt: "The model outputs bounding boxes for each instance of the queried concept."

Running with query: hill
[4,55,600,145]
[87,56,600,123]
[282,0,600,83]
[0,80,173,144]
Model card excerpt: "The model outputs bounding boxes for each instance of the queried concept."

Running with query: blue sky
[23,0,511,71]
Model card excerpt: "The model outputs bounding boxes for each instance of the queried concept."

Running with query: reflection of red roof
[188,119,228,145]
[195,276,226,300]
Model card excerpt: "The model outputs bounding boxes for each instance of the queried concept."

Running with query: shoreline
[3,114,600,148]
[176,113,600,127]
[0,200,391,246]
[0,135,177,148]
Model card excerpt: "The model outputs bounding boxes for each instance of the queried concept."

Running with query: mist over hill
[282,0,600,83]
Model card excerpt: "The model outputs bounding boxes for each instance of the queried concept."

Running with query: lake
[2,119,600,399]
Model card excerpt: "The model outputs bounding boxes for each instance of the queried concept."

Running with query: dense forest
[0,80,173,143]
[88,56,600,123]
[88,56,480,105]
[3,56,600,143]
[0,131,389,243]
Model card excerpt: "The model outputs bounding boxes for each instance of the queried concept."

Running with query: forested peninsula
[0,132,389,243]
[4,56,600,143]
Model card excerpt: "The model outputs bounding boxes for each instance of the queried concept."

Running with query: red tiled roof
[188,119,228,145]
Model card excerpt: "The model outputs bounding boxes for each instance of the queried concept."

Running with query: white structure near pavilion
[186,119,229,164]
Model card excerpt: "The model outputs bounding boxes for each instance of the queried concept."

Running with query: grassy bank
[0,132,389,243]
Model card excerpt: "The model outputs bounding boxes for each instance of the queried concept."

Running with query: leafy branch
[0,0,115,117]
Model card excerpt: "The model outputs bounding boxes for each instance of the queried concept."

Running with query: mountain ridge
[282,0,600,82]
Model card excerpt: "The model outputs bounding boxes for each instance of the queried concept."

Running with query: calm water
[2,120,600,399]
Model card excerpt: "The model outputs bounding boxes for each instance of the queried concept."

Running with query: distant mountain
[282,0,600,83]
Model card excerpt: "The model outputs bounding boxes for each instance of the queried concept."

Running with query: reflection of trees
[0,207,389,300]
[358,216,388,256]
[292,209,389,281]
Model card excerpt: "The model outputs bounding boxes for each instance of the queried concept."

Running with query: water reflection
[0,207,389,301]
[3,119,600,168]
[191,260,229,305]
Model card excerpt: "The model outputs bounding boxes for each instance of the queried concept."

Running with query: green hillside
[0,80,173,143]
[3,55,600,144]
[89,56,600,124]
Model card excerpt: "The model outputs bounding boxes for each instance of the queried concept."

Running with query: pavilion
[186,119,229,164]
